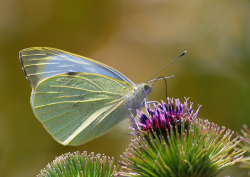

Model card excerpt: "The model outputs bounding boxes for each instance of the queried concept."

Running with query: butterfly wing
[20,47,135,88]
[32,73,133,145]
[19,48,135,145]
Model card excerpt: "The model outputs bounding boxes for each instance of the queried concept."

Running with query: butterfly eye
[143,83,152,95]
[143,83,149,91]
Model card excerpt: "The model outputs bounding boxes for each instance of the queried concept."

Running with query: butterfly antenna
[148,75,174,85]
[147,51,187,83]
[150,76,168,99]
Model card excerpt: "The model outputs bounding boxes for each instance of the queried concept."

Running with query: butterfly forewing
[32,73,133,145]
[20,47,135,88]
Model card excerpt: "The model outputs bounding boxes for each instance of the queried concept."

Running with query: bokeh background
[0,0,250,176]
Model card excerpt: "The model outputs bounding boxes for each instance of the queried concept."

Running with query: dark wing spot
[67,72,79,76]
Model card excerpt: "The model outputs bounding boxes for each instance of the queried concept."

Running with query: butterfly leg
[140,98,160,108]
[128,108,136,118]
[147,101,160,105]
[128,108,142,132]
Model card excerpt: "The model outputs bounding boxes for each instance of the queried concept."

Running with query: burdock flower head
[237,125,250,175]
[118,98,244,177]
[38,151,116,177]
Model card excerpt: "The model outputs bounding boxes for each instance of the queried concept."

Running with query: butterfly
[20,47,185,146]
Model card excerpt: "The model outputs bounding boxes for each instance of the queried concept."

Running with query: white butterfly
[20,47,184,145]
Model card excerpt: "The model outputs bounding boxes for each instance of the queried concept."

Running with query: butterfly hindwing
[32,72,134,145]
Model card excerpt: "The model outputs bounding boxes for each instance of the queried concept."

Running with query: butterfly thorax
[125,83,152,116]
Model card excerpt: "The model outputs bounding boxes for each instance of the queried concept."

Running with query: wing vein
[35,97,115,108]
[35,98,124,116]
[34,92,121,102]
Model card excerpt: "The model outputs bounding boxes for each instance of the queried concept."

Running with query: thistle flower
[38,151,116,177]
[118,98,244,177]
[130,97,201,138]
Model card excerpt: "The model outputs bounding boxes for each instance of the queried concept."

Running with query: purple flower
[130,97,201,135]
[117,98,244,177]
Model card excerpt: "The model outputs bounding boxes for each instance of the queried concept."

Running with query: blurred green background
[0,0,249,176]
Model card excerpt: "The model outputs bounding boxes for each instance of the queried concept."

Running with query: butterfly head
[143,83,152,95]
